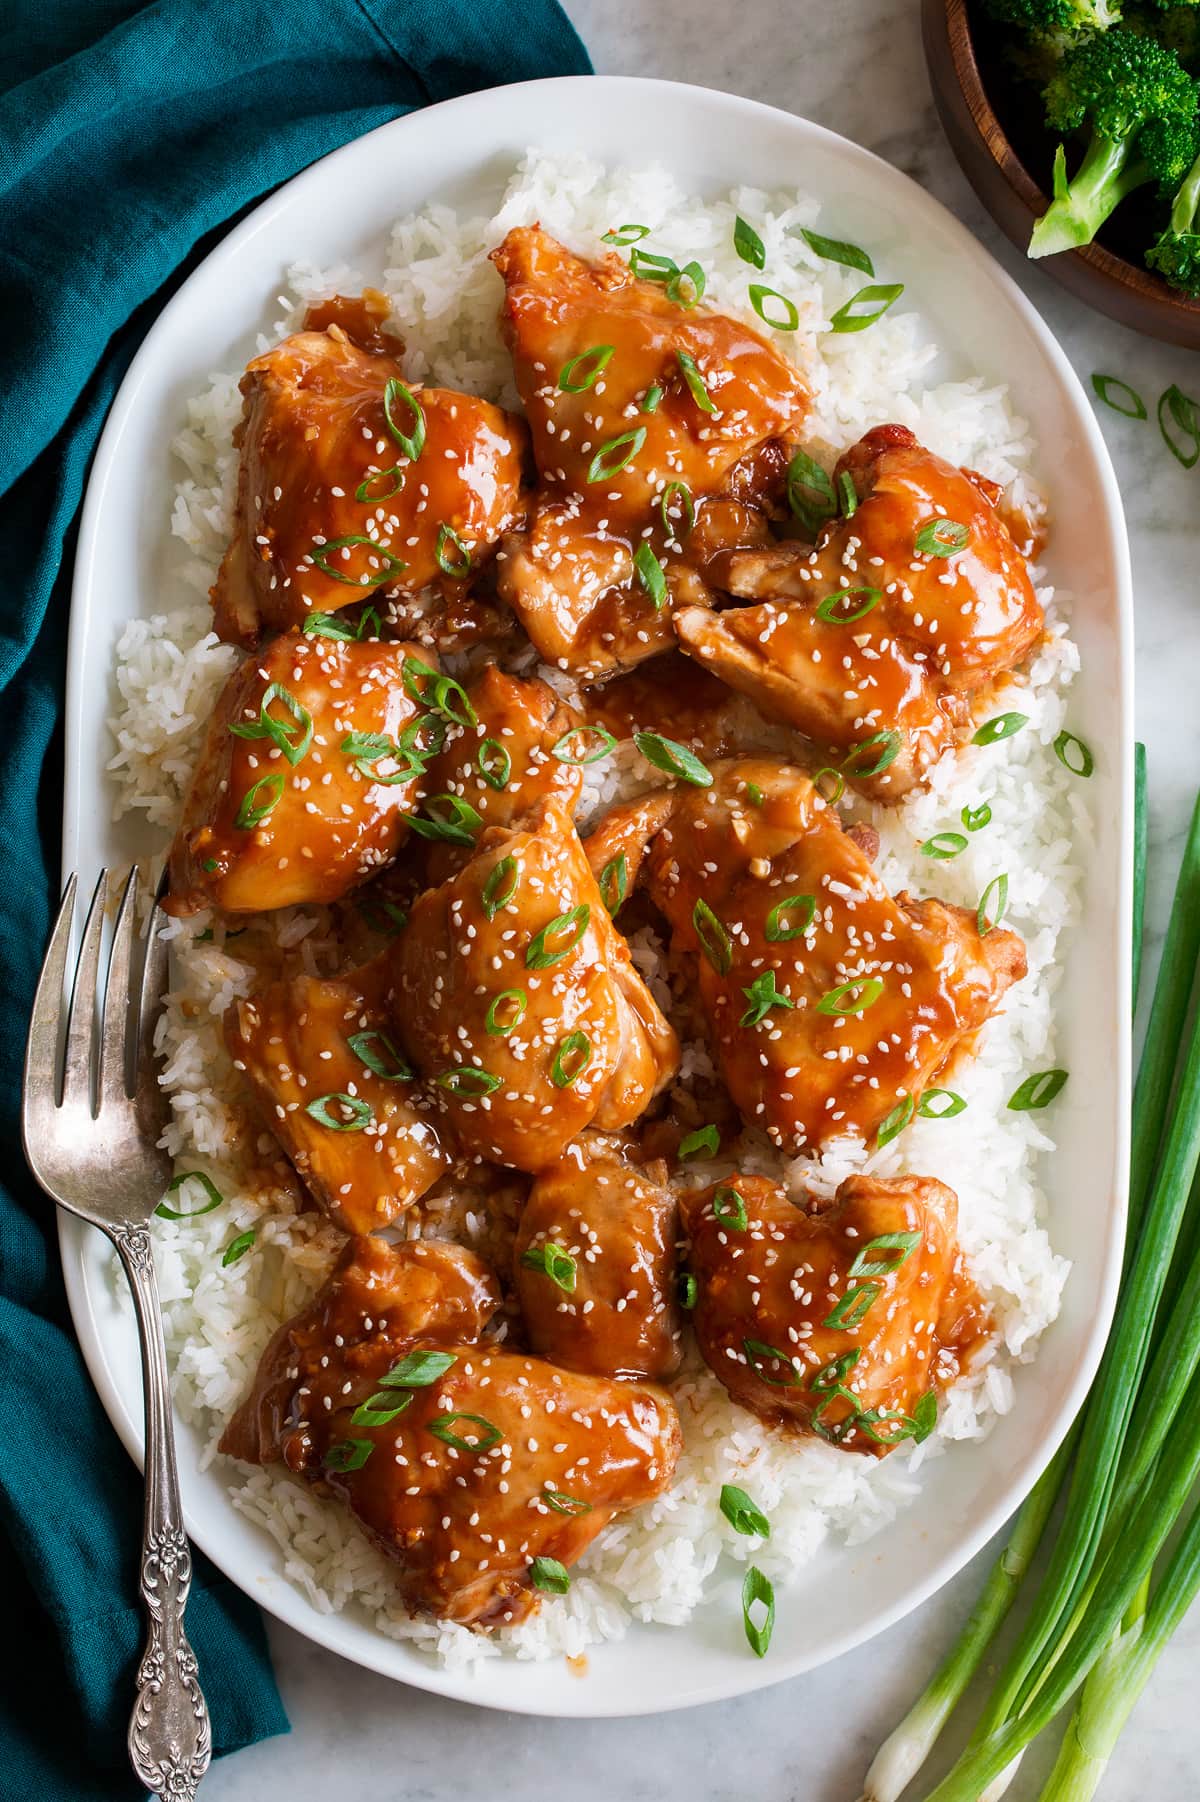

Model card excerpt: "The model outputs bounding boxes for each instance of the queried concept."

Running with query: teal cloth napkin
[0,2,590,1796]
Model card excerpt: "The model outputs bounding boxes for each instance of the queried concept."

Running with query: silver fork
[23,868,211,1801]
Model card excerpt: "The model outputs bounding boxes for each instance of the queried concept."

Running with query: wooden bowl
[922,0,1200,347]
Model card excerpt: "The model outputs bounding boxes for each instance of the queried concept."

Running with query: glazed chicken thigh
[212,323,527,646]
[680,1173,988,1453]
[491,226,811,680]
[223,1234,681,1625]
[383,797,679,1170]
[635,759,1026,1152]
[514,1142,683,1381]
[225,969,449,1234]
[675,425,1044,799]
[166,630,433,915]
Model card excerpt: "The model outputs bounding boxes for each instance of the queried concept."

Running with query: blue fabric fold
[0,2,590,1794]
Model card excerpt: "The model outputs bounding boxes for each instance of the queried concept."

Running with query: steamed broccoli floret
[1147,145,1200,287]
[1029,28,1200,256]
[981,0,1121,30]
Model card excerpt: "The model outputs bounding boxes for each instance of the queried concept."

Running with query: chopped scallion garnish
[977,872,1009,937]
[634,729,712,786]
[876,1095,915,1147]
[764,894,816,941]
[660,479,696,539]
[558,344,615,392]
[815,585,881,625]
[347,1030,412,1082]
[922,831,968,860]
[233,772,285,831]
[602,223,650,246]
[748,283,799,330]
[586,426,646,483]
[720,1484,770,1538]
[1008,1069,1069,1111]
[919,1087,967,1118]
[1054,730,1095,777]
[742,1565,776,1658]
[155,1171,223,1221]
[407,794,483,846]
[551,1029,592,1089]
[520,1240,577,1291]
[679,1123,719,1160]
[311,534,405,588]
[477,738,512,790]
[324,1437,374,1472]
[551,724,616,766]
[437,1067,503,1097]
[1091,373,1146,420]
[915,517,970,558]
[800,227,874,276]
[633,541,668,611]
[525,904,590,969]
[427,1412,502,1453]
[229,682,313,766]
[828,282,904,333]
[733,215,766,269]
[598,851,628,915]
[676,348,717,414]
[435,522,472,578]
[485,989,526,1038]
[482,854,519,920]
[383,377,425,461]
[973,712,1028,746]
[740,969,794,1028]
[692,897,732,975]
[529,1555,571,1594]
[816,977,884,1016]
[305,1092,373,1131]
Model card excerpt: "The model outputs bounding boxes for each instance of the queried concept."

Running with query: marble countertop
[202,4,1200,1798]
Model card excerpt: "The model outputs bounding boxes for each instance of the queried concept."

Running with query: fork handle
[113,1223,212,1800]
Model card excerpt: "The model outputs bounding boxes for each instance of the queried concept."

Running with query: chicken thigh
[638,758,1026,1152]
[166,630,432,915]
[383,798,679,1170]
[225,969,450,1234]
[675,425,1044,799]
[514,1143,683,1380]
[222,1234,681,1625]
[680,1173,989,1453]
[490,226,810,680]
[212,323,527,646]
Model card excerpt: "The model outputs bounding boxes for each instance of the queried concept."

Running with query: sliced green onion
[407,794,483,846]
[815,585,881,625]
[598,852,628,915]
[222,1229,255,1267]
[786,449,836,534]
[765,894,816,942]
[667,261,707,307]
[1054,730,1095,777]
[800,227,874,276]
[676,348,717,414]
[693,897,732,975]
[358,606,382,640]
[746,782,764,806]
[476,738,512,791]
[350,1391,413,1428]
[642,383,663,413]
[526,904,590,969]
[437,1067,503,1097]
[427,1412,502,1453]
[485,988,527,1037]
[720,1484,770,1538]
[857,1405,921,1446]
[310,534,406,587]
[973,712,1028,746]
[816,976,884,1016]
[743,1337,801,1386]
[915,518,971,558]
[678,1272,698,1309]
[740,969,794,1028]
[435,523,472,578]
[843,729,902,778]
[660,480,695,539]
[813,766,845,804]
[922,831,968,860]
[356,895,408,936]
[543,1489,593,1515]
[630,247,678,282]
[633,541,668,611]
[1157,384,1200,468]
[379,1350,456,1389]
[156,1171,223,1221]
[383,377,425,461]
[977,873,1009,937]
[340,731,420,785]
[828,282,904,333]
[742,1566,775,1657]
[713,1185,749,1231]
[634,729,712,786]
[837,470,858,518]
[912,1390,938,1441]
[679,1123,720,1160]
[962,801,992,831]
[602,223,650,246]
[822,1281,883,1329]
[812,1349,862,1390]
[397,712,447,761]
[551,1029,592,1089]
[749,283,799,331]
[1091,373,1146,420]
[229,682,313,766]
[305,1092,373,1131]
[401,657,477,727]
[520,1241,577,1292]
[876,1095,915,1148]
[233,772,285,831]
[347,1029,412,1082]
[551,724,615,768]
[586,426,646,483]
[1008,1069,1069,1111]
[919,1088,967,1118]
[302,610,357,640]
[529,1555,571,1595]
[733,215,766,269]
[558,344,615,392]
[482,854,519,920]
[355,464,405,503]
[323,1437,374,1472]
[850,1230,922,1279]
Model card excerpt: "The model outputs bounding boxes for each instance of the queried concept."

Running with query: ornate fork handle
[113,1224,212,1800]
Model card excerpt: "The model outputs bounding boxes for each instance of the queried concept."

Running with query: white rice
[105,150,1081,1671]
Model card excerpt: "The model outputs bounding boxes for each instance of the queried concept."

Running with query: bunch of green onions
[860,747,1200,1802]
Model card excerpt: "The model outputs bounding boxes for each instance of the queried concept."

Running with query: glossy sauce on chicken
[681,1173,990,1454]
[640,759,1026,1152]
[491,225,810,679]
[675,424,1044,799]
[223,1235,681,1625]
